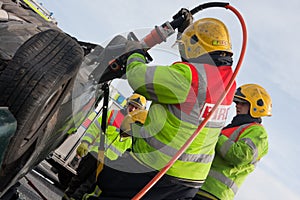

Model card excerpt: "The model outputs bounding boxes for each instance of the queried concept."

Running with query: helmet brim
[233,97,248,103]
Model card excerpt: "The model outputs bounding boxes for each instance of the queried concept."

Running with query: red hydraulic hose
[132,4,247,200]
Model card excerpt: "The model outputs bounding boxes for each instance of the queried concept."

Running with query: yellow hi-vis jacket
[200,122,268,200]
[126,53,236,181]
[81,109,132,161]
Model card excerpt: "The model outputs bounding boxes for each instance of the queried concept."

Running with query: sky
[39,0,300,199]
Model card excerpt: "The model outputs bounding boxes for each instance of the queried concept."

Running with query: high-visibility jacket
[82,185,102,199]
[126,53,236,181]
[200,123,269,200]
[81,109,132,161]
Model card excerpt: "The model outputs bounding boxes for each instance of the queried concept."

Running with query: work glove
[120,114,134,137]
[120,109,148,137]
[173,8,193,33]
[76,142,89,157]
[130,109,148,125]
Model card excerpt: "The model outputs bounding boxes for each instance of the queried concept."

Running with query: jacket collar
[224,114,261,129]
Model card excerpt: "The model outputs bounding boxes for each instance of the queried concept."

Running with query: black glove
[173,8,193,33]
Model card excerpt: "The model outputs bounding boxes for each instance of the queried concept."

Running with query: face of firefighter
[127,103,140,113]
[235,101,250,115]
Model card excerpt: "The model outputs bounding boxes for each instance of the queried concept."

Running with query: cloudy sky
[39,0,300,199]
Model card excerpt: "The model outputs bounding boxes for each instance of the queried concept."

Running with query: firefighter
[95,9,236,200]
[62,93,147,200]
[82,108,149,200]
[193,84,272,200]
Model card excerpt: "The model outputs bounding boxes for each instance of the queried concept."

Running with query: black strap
[99,83,110,153]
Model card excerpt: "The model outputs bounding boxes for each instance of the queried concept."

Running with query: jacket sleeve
[126,52,192,104]
[216,125,269,166]
[81,116,102,145]
[81,110,113,145]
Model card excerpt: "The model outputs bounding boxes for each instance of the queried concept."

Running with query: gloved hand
[120,109,148,137]
[130,109,148,125]
[76,142,89,157]
[120,114,134,136]
[172,8,193,33]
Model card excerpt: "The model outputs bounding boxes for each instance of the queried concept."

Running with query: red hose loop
[132,4,247,200]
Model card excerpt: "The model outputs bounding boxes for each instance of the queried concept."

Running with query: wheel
[0,59,8,77]
[0,29,84,191]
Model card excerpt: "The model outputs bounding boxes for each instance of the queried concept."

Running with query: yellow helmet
[179,18,233,59]
[234,84,272,118]
[127,93,146,109]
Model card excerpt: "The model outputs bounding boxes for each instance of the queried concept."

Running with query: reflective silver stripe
[194,63,207,114]
[220,139,234,158]
[83,133,96,144]
[209,169,239,194]
[139,128,214,163]
[229,124,251,141]
[165,63,206,126]
[95,119,101,131]
[220,123,255,157]
[105,142,123,157]
[206,121,226,128]
[127,56,146,65]
[94,141,100,146]
[94,141,123,156]
[165,64,226,128]
[94,186,102,196]
[83,185,102,199]
[108,111,118,126]
[145,66,158,101]
[167,104,199,125]
[241,138,258,164]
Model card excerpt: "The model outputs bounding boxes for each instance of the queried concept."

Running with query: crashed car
[0,0,161,196]
[0,0,109,197]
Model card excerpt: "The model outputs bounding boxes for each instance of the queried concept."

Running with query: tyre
[0,59,8,76]
[0,29,84,191]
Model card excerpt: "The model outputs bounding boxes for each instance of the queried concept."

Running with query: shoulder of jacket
[243,123,267,133]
